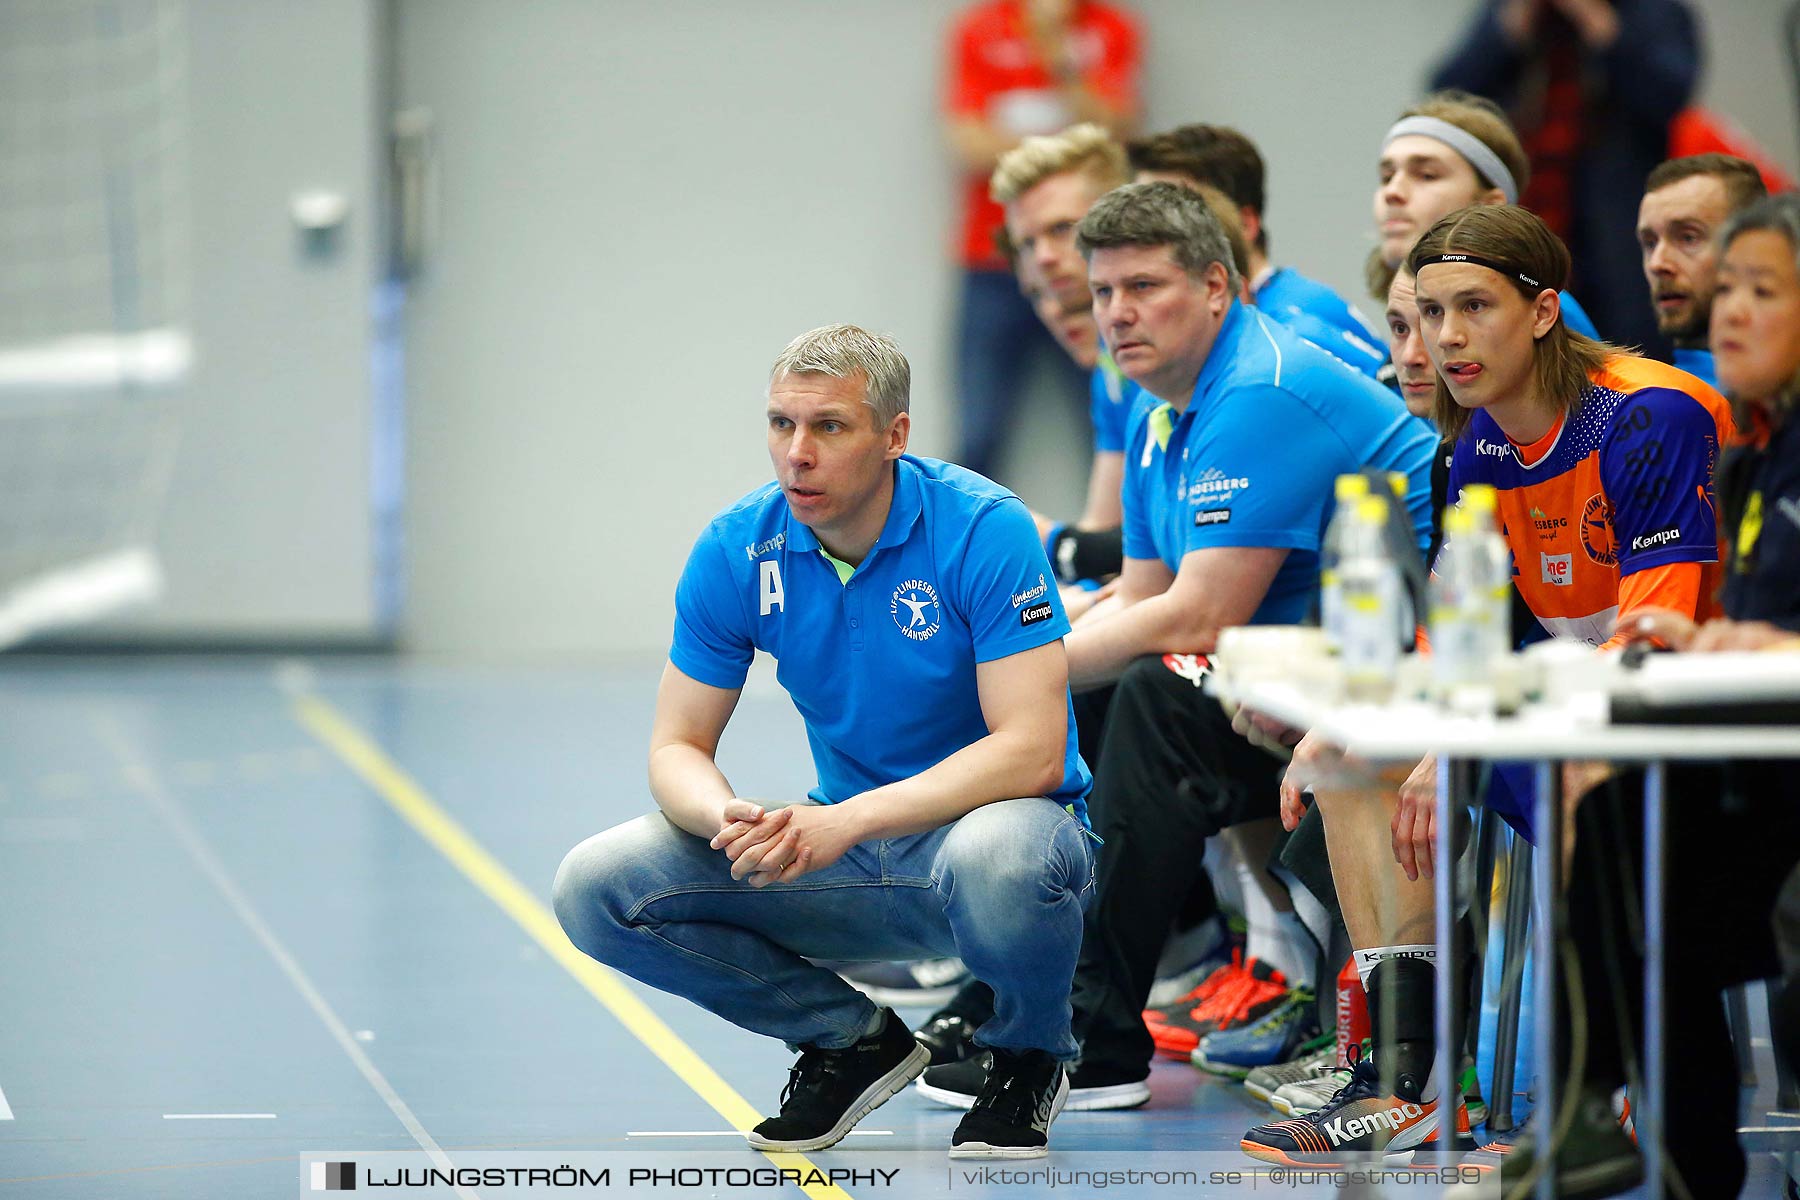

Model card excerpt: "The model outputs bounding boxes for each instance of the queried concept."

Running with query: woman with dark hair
[1700,193,1800,642]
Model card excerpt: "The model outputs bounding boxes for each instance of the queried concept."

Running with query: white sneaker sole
[1242,1079,1280,1103]
[914,1077,979,1110]
[1270,1093,1330,1117]
[746,1042,930,1153]
[947,1143,1050,1159]
[918,1073,1148,1112]
[1245,1067,1333,1105]
[1189,1048,1251,1079]
[1064,1080,1150,1110]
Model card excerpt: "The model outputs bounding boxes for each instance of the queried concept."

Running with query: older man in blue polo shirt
[918,182,1438,1111]
[1066,181,1435,1097]
[552,324,1095,1159]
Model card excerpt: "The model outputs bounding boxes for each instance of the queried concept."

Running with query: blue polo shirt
[1121,302,1437,624]
[1254,267,1387,380]
[1559,290,1600,339]
[671,454,1092,824]
[1673,347,1717,388]
[1090,350,1143,453]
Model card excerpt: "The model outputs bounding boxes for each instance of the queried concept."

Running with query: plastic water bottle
[1385,471,1418,646]
[1459,486,1512,607]
[1429,497,1512,712]
[1320,473,1371,650]
[1338,494,1402,701]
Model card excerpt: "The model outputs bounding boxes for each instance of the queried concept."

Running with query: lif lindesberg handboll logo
[891,579,941,641]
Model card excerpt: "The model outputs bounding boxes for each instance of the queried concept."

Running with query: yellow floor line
[292,694,853,1200]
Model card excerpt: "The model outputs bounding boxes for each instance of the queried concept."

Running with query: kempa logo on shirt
[891,579,942,642]
[744,533,786,560]
[1020,601,1054,626]
[1541,552,1573,586]
[1324,1101,1426,1146]
[1476,438,1511,458]
[1011,574,1048,609]
[1194,508,1231,526]
[1631,526,1681,552]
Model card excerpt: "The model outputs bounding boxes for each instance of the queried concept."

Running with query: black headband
[1414,252,1544,292]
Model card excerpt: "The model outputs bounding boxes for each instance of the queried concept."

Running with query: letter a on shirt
[759,559,784,615]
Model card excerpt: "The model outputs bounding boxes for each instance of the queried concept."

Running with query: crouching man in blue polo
[553,324,1095,1159]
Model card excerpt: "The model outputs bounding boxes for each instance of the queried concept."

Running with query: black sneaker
[949,1049,1069,1159]
[1066,1058,1152,1110]
[916,1051,1149,1111]
[915,1051,989,1109]
[746,1008,928,1152]
[915,1011,982,1066]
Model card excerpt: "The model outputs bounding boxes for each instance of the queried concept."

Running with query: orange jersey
[1446,356,1735,646]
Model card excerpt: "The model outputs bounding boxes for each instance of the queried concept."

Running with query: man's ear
[1531,288,1562,340]
[885,411,911,459]
[1239,206,1262,251]
[1208,260,1233,315]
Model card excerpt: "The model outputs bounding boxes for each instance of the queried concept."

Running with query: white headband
[1382,115,1519,205]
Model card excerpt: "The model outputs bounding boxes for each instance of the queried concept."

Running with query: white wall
[86,0,389,643]
[394,0,1798,660]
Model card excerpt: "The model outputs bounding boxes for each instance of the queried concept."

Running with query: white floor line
[163,1113,277,1120]
[0,1080,13,1120]
[95,715,473,1200]
[626,1130,892,1137]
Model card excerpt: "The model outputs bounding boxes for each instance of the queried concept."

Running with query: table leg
[1642,762,1667,1200]
[1532,760,1563,1200]
[1434,755,1457,1161]
[1488,831,1533,1134]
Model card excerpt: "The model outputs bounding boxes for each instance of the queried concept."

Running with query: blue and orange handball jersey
[1446,356,1736,646]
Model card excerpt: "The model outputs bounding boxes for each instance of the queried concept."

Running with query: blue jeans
[553,798,1095,1058]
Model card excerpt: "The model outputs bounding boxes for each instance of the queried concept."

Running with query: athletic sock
[1201,838,1245,919]
[863,1006,888,1039]
[1234,853,1318,988]
[1245,909,1317,989]
[1271,863,1334,967]
[1353,943,1437,989]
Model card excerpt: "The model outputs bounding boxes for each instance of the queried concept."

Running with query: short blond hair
[990,122,1130,205]
[769,324,910,429]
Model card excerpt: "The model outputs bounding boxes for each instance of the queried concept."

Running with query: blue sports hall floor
[0,656,1793,1199]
